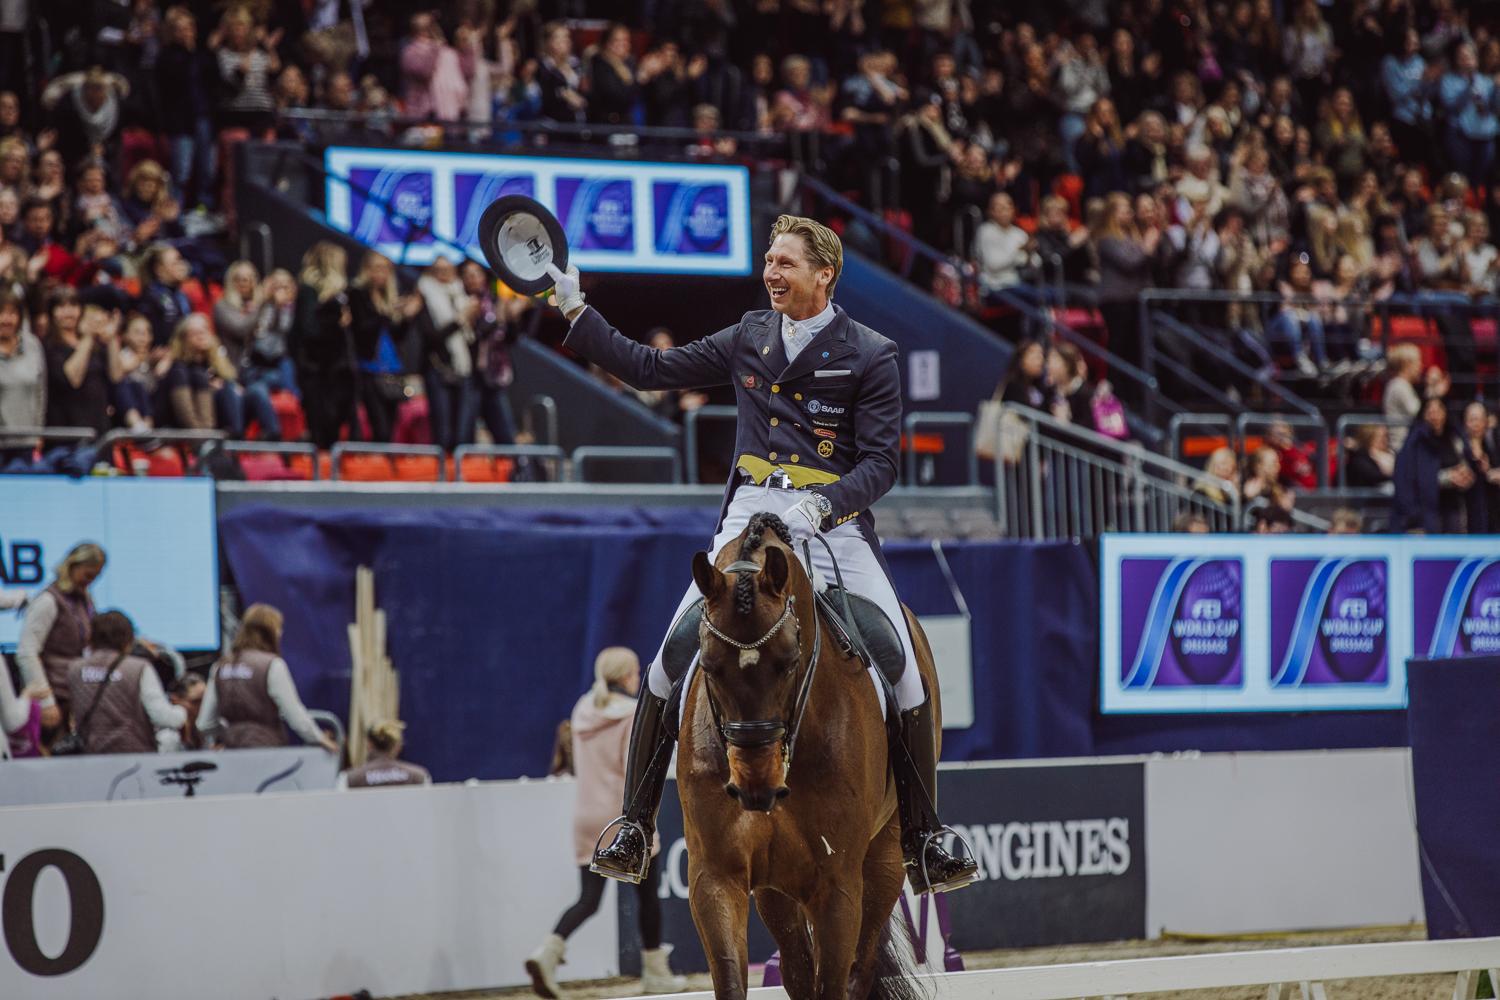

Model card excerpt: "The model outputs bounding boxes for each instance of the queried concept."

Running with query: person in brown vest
[338,720,430,789]
[65,611,188,755]
[197,603,338,752]
[16,542,105,724]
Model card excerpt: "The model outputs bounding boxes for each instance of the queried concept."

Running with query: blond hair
[231,603,284,657]
[367,719,405,754]
[168,314,237,379]
[222,260,263,310]
[299,241,348,302]
[54,542,106,592]
[591,646,638,708]
[769,214,843,295]
[1387,342,1421,377]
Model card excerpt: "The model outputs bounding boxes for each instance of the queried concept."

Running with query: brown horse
[680,512,937,1000]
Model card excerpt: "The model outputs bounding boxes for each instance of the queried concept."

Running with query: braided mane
[734,512,794,616]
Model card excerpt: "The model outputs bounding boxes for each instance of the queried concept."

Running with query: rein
[700,548,824,772]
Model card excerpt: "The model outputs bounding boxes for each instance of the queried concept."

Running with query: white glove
[545,263,585,318]
[789,493,831,536]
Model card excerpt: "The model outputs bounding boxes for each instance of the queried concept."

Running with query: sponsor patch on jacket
[743,374,757,389]
[817,440,835,458]
[813,428,837,439]
[807,400,846,416]
[812,417,841,429]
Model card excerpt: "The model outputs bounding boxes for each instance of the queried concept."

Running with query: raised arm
[563,306,736,391]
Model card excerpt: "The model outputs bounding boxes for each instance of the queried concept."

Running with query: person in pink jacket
[526,648,686,998]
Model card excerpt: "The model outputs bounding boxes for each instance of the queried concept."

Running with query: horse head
[692,512,813,813]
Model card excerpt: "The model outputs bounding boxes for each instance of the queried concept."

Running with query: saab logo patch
[807,399,846,416]
[817,440,835,458]
[743,374,757,389]
[813,428,837,439]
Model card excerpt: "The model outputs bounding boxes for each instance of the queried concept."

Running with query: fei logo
[1119,557,1243,688]
[1415,557,1500,656]
[1270,558,1388,686]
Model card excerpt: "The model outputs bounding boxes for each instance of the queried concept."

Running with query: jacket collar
[779,304,857,382]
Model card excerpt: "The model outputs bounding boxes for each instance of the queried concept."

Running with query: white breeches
[647,483,925,711]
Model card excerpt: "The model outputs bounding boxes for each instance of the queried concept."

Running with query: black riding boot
[893,698,979,894]
[590,689,674,884]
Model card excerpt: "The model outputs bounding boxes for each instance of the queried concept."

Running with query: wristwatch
[808,492,833,521]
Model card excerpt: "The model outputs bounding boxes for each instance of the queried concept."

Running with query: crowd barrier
[0,749,1422,999]
[0,747,337,806]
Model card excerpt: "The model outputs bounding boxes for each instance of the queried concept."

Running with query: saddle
[662,589,905,692]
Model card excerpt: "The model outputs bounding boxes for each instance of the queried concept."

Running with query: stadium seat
[393,455,442,482]
[270,391,306,442]
[337,454,395,481]
[237,453,310,481]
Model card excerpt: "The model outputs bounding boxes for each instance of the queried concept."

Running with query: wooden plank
[634,938,1500,1000]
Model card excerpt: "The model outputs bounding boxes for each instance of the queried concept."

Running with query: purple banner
[1270,559,1388,686]
[1414,558,1500,657]
[454,172,535,249]
[652,181,732,256]
[555,176,634,251]
[347,167,434,246]
[1119,558,1243,689]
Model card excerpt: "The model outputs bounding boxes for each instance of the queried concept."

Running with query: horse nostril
[725,783,740,800]
[774,786,790,800]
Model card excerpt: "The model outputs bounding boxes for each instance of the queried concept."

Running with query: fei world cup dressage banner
[323,147,752,275]
[1101,534,1500,713]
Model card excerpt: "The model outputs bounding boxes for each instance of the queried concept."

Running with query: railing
[1167,413,1239,467]
[993,403,1239,539]
[329,442,446,482]
[201,440,321,479]
[903,412,978,486]
[1234,411,1330,489]
[0,426,97,449]
[451,444,569,482]
[1147,308,1321,420]
[797,173,964,287]
[683,404,738,485]
[571,446,682,484]
[524,394,560,447]
[1246,495,1333,532]
[239,221,273,277]
[97,429,228,474]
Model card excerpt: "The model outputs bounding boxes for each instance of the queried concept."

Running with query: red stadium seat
[337,454,395,481]
[393,455,442,482]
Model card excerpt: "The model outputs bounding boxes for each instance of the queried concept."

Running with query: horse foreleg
[689,872,751,1000]
[805,880,863,1000]
[846,821,906,1000]
[755,888,815,1000]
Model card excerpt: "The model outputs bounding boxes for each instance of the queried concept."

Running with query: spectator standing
[536,21,586,124]
[244,267,297,396]
[464,258,527,445]
[1054,38,1110,174]
[214,260,263,369]
[525,647,685,1000]
[65,610,186,754]
[1095,193,1158,404]
[1313,88,1369,190]
[1283,0,1334,114]
[213,7,280,133]
[292,241,356,449]
[156,6,218,211]
[44,290,119,437]
[1383,343,1425,449]
[113,312,162,431]
[973,192,1032,299]
[339,720,430,789]
[416,254,476,452]
[1381,28,1433,161]
[0,288,45,455]
[1033,194,1090,288]
[198,603,339,751]
[1076,97,1128,200]
[1344,424,1397,489]
[1462,400,1500,532]
[1438,41,1500,188]
[349,250,420,443]
[1392,396,1474,533]
[17,542,105,723]
[587,23,639,126]
[40,67,128,167]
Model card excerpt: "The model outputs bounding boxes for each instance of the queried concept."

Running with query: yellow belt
[735,453,840,489]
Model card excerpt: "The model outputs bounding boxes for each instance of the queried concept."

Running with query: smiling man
[548,214,977,896]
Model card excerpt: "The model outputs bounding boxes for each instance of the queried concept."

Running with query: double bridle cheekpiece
[700,556,823,766]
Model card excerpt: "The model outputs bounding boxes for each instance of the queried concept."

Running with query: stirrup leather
[589,815,652,885]
[906,825,980,894]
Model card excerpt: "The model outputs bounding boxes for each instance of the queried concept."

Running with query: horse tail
[867,920,930,1000]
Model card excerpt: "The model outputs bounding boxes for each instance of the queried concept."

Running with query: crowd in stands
[0,0,1498,530]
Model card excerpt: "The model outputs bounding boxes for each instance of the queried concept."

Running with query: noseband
[700,565,823,769]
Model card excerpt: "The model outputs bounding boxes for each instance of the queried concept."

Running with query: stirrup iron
[912,825,980,894]
[588,815,651,885]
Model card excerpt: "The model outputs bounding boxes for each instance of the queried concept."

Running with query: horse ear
[760,546,790,596]
[692,551,723,599]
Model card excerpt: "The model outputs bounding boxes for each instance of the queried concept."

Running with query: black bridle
[699,556,823,772]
